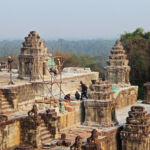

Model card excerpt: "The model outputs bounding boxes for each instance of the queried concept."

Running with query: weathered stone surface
[105,40,130,87]
[18,31,49,80]
[63,67,91,73]
[59,101,82,130]
[70,136,82,150]
[82,129,102,150]
[0,37,143,150]
[20,105,42,149]
[0,119,21,150]
[120,106,150,150]
[115,86,138,109]
[84,80,118,127]
[57,133,71,147]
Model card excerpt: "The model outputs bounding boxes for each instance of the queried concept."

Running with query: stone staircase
[40,109,60,149]
[40,119,52,149]
[0,94,14,114]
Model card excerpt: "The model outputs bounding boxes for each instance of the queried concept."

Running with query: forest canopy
[121,28,150,99]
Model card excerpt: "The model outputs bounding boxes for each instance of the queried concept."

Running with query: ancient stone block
[120,106,150,150]
[105,40,131,87]
[18,31,49,80]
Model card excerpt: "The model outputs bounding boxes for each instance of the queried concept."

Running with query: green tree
[121,28,150,99]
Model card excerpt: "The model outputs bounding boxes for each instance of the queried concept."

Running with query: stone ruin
[120,106,150,150]
[0,36,146,150]
[84,79,118,127]
[62,67,91,74]
[70,129,102,150]
[105,40,130,87]
[18,31,49,80]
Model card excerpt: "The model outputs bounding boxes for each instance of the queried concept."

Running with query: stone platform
[0,69,98,114]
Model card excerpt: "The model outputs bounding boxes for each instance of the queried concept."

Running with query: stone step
[2,107,13,111]
[2,109,16,114]
[1,101,10,105]
[42,138,52,145]
[41,123,47,128]
[42,147,51,150]
[40,127,48,132]
[41,130,50,136]
[0,95,7,99]
[1,104,12,109]
[41,134,51,141]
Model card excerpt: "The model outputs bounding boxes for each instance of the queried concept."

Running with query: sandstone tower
[120,106,150,150]
[105,40,130,87]
[18,31,49,80]
[84,80,117,127]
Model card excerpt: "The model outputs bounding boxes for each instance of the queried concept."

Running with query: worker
[80,81,88,100]
[8,56,13,71]
[49,67,57,75]
[75,91,80,100]
[64,93,71,100]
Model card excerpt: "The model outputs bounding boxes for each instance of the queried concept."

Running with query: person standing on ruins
[80,81,88,100]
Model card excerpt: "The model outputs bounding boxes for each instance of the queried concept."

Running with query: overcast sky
[0,0,150,40]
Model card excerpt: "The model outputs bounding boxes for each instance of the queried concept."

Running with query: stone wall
[0,72,98,114]
[0,119,21,150]
[115,86,138,109]
[84,100,116,127]
[99,127,120,150]
[80,127,120,150]
[0,83,45,113]
[59,101,82,130]
[61,72,99,94]
[120,106,150,150]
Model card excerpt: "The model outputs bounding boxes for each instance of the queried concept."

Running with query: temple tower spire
[105,40,130,87]
[18,31,49,80]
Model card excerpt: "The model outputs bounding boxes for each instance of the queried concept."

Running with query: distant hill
[94,55,108,73]
[0,39,115,58]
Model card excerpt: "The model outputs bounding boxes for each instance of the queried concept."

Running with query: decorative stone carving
[105,40,130,87]
[87,129,98,143]
[27,105,41,128]
[0,114,8,125]
[84,80,118,127]
[70,136,82,150]
[120,106,150,150]
[57,133,71,147]
[83,129,102,150]
[40,109,60,139]
[20,105,42,148]
[18,31,49,80]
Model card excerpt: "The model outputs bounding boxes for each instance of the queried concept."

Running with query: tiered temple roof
[21,31,48,55]
[105,40,130,87]
[89,80,114,101]
[120,106,150,150]
[84,80,117,127]
[18,31,49,79]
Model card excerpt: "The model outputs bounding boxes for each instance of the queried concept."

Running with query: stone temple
[0,32,150,150]
[18,31,49,80]
[105,40,130,87]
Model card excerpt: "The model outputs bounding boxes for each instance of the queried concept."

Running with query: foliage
[53,51,101,74]
[0,39,114,77]
[121,28,150,99]
[0,39,114,58]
